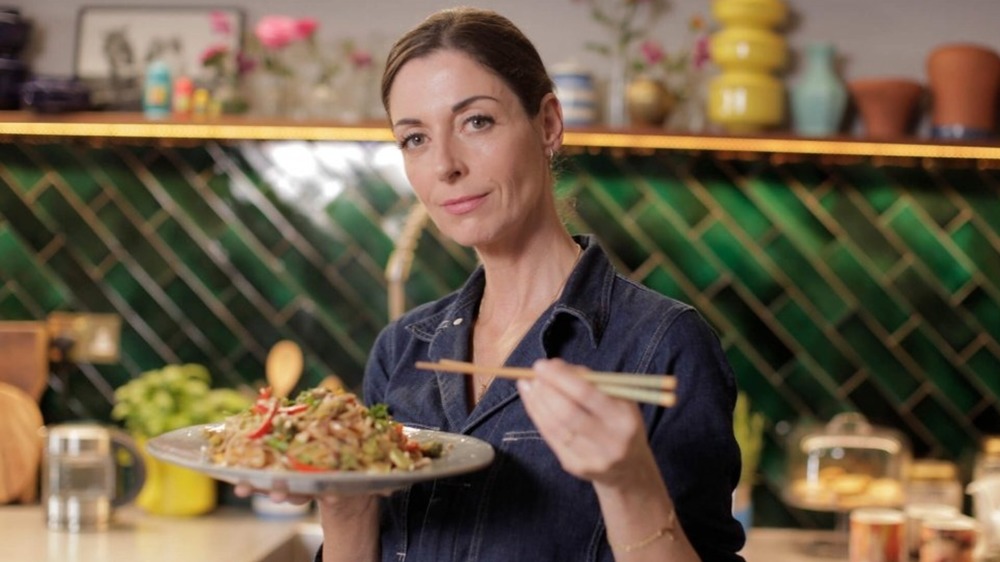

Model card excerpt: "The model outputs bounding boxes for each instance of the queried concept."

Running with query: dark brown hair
[381,8,554,119]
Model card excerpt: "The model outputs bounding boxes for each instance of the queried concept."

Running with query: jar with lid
[784,412,910,512]
[905,459,963,510]
[974,435,1000,481]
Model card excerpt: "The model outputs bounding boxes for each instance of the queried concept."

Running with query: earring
[546,148,554,160]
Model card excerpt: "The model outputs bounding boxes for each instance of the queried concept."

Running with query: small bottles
[143,60,172,119]
[172,76,193,117]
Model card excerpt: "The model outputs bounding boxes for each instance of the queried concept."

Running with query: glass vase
[606,45,629,128]
[251,72,296,118]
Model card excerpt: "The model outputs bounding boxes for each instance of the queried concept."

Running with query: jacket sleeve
[647,308,746,560]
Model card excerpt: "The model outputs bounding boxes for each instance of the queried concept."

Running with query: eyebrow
[391,95,499,129]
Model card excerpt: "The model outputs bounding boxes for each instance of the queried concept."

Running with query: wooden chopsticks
[415,359,677,408]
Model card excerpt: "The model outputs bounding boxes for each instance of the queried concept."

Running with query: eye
[466,114,495,130]
[398,133,426,150]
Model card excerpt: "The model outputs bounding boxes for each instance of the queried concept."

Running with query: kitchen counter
[0,505,311,562]
[0,504,840,561]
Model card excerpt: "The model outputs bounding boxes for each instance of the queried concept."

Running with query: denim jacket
[319,235,746,562]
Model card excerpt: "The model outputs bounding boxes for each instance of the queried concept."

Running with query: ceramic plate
[145,423,495,495]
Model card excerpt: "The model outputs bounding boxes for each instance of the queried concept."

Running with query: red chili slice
[248,401,278,439]
[287,454,326,472]
[253,387,274,414]
[279,404,308,415]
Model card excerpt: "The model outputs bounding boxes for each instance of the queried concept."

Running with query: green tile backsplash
[1,139,998,528]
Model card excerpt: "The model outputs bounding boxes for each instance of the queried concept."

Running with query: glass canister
[906,459,964,510]
[785,412,910,512]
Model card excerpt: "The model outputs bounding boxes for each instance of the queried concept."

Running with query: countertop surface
[0,505,309,562]
[0,504,841,562]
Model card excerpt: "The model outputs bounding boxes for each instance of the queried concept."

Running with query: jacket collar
[402,234,615,429]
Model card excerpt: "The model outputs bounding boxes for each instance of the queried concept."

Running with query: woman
[297,8,744,561]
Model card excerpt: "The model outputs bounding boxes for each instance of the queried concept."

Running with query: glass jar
[905,459,963,510]
[784,412,910,511]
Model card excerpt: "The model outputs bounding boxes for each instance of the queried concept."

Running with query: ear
[538,92,564,154]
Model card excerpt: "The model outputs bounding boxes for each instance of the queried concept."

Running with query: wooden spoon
[265,340,303,399]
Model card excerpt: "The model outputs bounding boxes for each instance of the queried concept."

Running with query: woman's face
[387,49,561,250]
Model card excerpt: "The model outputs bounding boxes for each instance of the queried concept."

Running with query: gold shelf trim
[1,112,999,160]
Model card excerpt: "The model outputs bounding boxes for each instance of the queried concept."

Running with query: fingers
[233,481,309,505]
[518,359,651,480]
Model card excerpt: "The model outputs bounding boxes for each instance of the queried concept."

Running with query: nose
[433,136,466,183]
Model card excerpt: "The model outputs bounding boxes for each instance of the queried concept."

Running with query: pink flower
[693,35,710,71]
[200,44,229,65]
[640,40,665,66]
[294,18,319,40]
[209,10,233,35]
[236,52,257,74]
[350,48,373,69]
[255,15,300,49]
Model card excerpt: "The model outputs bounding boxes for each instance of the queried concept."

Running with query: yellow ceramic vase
[712,0,787,28]
[136,437,216,516]
[710,27,787,72]
[707,0,788,134]
[708,72,785,134]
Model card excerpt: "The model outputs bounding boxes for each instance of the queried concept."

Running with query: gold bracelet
[613,510,676,553]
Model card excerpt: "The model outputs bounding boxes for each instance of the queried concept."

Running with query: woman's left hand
[517,358,657,487]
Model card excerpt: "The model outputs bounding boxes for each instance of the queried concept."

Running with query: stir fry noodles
[206,386,443,472]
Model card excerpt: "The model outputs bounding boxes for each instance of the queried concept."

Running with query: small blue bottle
[143,60,172,119]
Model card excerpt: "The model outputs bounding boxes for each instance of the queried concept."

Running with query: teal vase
[791,43,847,136]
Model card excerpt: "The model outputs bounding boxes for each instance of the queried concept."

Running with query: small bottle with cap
[172,76,194,117]
[143,59,172,119]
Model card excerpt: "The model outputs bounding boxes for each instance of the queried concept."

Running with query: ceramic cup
[905,503,960,559]
[919,514,978,562]
[850,507,906,562]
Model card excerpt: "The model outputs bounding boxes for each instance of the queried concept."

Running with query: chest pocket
[456,429,602,561]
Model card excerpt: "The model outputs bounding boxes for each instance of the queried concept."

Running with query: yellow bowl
[708,72,785,133]
[710,28,786,71]
[712,0,788,28]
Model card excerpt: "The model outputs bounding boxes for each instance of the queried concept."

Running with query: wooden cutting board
[0,321,49,401]
[0,382,44,504]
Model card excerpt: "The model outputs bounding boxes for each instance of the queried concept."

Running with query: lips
[441,193,488,215]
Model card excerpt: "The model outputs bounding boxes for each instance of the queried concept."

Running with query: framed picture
[74,6,244,110]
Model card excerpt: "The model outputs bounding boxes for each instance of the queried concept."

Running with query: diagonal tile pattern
[0,140,998,528]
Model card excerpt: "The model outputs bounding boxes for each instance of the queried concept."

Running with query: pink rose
[350,48,373,69]
[640,40,665,66]
[209,10,232,35]
[200,44,229,66]
[255,15,299,49]
[693,35,710,70]
[236,52,257,74]
[294,18,319,40]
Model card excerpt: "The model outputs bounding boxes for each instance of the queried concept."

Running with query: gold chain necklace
[473,244,582,404]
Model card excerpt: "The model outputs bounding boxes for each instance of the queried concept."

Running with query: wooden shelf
[1,111,999,160]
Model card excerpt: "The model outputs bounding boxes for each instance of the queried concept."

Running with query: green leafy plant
[111,364,251,439]
[733,391,766,486]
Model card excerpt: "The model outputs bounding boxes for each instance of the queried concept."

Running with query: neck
[476,235,581,323]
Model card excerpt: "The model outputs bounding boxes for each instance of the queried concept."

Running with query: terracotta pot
[927,43,1000,139]
[848,78,924,139]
